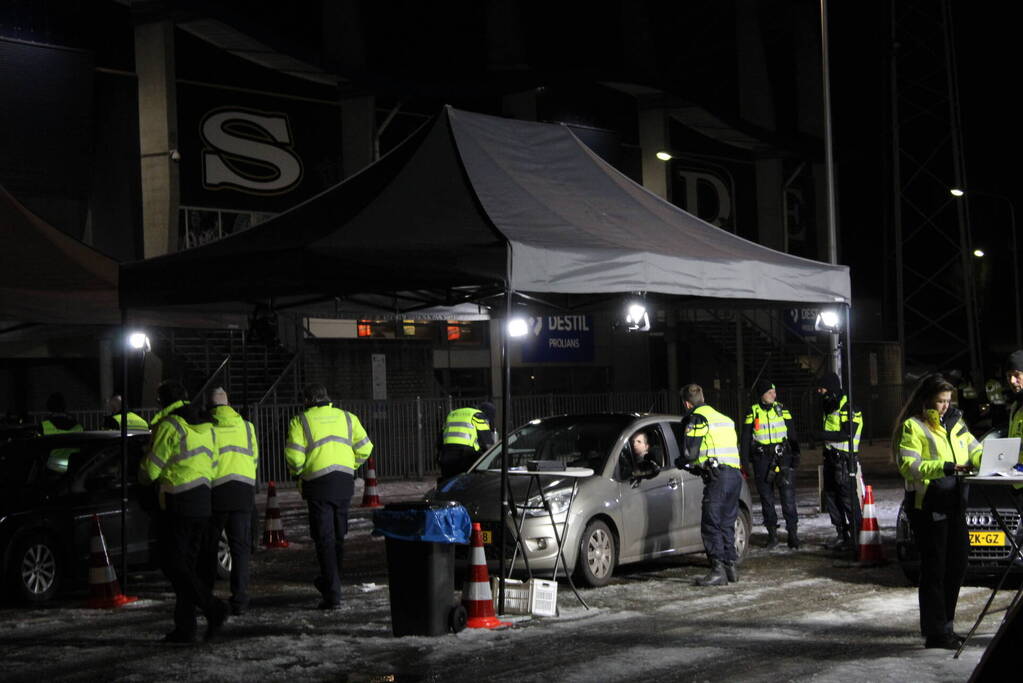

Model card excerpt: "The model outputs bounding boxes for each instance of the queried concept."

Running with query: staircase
[155,328,302,404]
[679,309,828,436]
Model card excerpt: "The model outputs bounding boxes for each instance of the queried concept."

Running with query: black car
[0,431,160,603]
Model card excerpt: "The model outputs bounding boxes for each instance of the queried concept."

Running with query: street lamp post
[951,189,1020,348]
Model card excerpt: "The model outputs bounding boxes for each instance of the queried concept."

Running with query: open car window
[618,424,667,479]
[474,415,633,472]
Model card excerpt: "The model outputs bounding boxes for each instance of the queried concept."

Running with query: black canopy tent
[120,106,853,606]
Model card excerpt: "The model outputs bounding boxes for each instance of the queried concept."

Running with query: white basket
[529,579,558,617]
[489,577,559,616]
[491,577,531,615]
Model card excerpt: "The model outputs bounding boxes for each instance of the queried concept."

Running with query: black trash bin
[373,501,471,636]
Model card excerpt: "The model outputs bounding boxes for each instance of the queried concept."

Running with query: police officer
[102,394,150,431]
[675,384,742,586]
[202,387,258,616]
[815,371,863,552]
[895,374,982,649]
[285,384,373,609]
[139,380,227,643]
[437,401,496,481]
[740,379,801,549]
[39,392,83,435]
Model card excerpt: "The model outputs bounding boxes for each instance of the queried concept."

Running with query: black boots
[695,560,729,586]
[723,561,738,583]
[787,529,800,549]
[824,530,850,550]
[765,528,779,549]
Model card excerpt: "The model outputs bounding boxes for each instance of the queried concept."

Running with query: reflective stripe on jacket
[442,407,490,451]
[210,405,258,487]
[824,395,862,453]
[41,419,83,435]
[898,415,982,509]
[284,404,373,481]
[689,405,741,469]
[139,400,215,509]
[744,402,790,445]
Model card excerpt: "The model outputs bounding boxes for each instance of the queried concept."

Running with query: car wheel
[733,506,752,563]
[10,533,60,604]
[574,519,616,588]
[217,529,232,580]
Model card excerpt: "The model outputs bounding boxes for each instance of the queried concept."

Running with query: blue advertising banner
[520,315,594,362]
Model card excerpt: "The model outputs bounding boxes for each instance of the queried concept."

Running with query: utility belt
[754,441,791,485]
[823,446,859,477]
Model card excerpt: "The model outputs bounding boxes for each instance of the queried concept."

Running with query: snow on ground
[0,472,1006,682]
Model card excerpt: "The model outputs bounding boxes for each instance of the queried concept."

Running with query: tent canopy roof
[120,106,849,313]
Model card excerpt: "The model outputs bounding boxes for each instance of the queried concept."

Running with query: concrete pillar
[638,107,668,199]
[756,157,786,251]
[341,95,375,177]
[135,20,180,258]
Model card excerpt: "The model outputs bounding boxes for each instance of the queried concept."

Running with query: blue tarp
[372,503,472,544]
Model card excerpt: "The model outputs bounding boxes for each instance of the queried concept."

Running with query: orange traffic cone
[262,481,290,548]
[86,514,138,608]
[857,485,885,565]
[359,457,383,508]
[462,522,510,629]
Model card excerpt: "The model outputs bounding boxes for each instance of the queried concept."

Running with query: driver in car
[630,431,661,477]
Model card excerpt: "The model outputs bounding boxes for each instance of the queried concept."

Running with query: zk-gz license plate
[969,531,1005,546]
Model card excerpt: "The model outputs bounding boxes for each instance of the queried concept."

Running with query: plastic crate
[490,578,531,615]
[529,579,558,617]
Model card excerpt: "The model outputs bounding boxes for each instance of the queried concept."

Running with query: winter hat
[479,401,497,425]
[753,378,775,399]
[210,387,229,406]
[817,371,842,395]
[1008,350,1023,373]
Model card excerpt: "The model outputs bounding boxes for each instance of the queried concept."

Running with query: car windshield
[474,415,634,472]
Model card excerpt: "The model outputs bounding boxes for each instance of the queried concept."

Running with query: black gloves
[943,461,956,476]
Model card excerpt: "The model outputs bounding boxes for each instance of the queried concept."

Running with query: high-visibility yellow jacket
[139,400,215,514]
[442,407,492,451]
[40,415,84,473]
[285,404,372,498]
[108,412,150,430]
[40,417,83,435]
[745,402,791,445]
[898,415,982,510]
[823,395,862,454]
[210,405,258,486]
[685,405,741,469]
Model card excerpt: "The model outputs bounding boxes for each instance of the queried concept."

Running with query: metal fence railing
[30,385,906,485]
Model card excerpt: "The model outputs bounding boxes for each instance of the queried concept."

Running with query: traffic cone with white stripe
[857,485,885,566]
[462,522,510,629]
[359,457,383,508]
[86,514,138,608]
[262,481,290,548]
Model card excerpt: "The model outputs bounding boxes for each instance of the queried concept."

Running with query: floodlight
[973,249,985,258]
[507,317,529,338]
[625,302,650,332]
[814,310,841,333]
[950,188,965,197]
[655,151,673,162]
[128,332,151,351]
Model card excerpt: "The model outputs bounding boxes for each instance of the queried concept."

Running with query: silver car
[426,413,753,587]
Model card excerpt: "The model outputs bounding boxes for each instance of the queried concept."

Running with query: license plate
[969,531,1006,546]
[481,530,493,545]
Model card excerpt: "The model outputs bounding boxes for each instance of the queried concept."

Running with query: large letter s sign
[201,108,303,194]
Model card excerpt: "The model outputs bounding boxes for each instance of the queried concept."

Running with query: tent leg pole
[498,286,511,615]
[120,310,129,589]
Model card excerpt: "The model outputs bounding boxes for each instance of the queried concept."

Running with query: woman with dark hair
[894,374,983,650]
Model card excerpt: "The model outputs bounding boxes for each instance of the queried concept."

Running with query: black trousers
[307,497,351,603]
[701,466,743,563]
[907,504,969,639]
[201,510,253,610]
[751,452,797,532]
[158,513,220,635]
[438,444,478,481]
[822,449,862,536]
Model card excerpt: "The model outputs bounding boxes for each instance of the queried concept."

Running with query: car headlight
[517,487,575,518]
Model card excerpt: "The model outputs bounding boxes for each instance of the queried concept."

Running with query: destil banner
[520,315,594,363]
[176,81,343,214]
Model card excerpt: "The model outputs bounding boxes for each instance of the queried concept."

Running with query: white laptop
[974,438,1022,476]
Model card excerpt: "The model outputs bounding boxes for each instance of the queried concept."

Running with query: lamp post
[951,189,1020,348]
[120,329,150,587]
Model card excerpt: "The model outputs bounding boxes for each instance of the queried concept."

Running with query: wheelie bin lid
[372,501,472,544]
